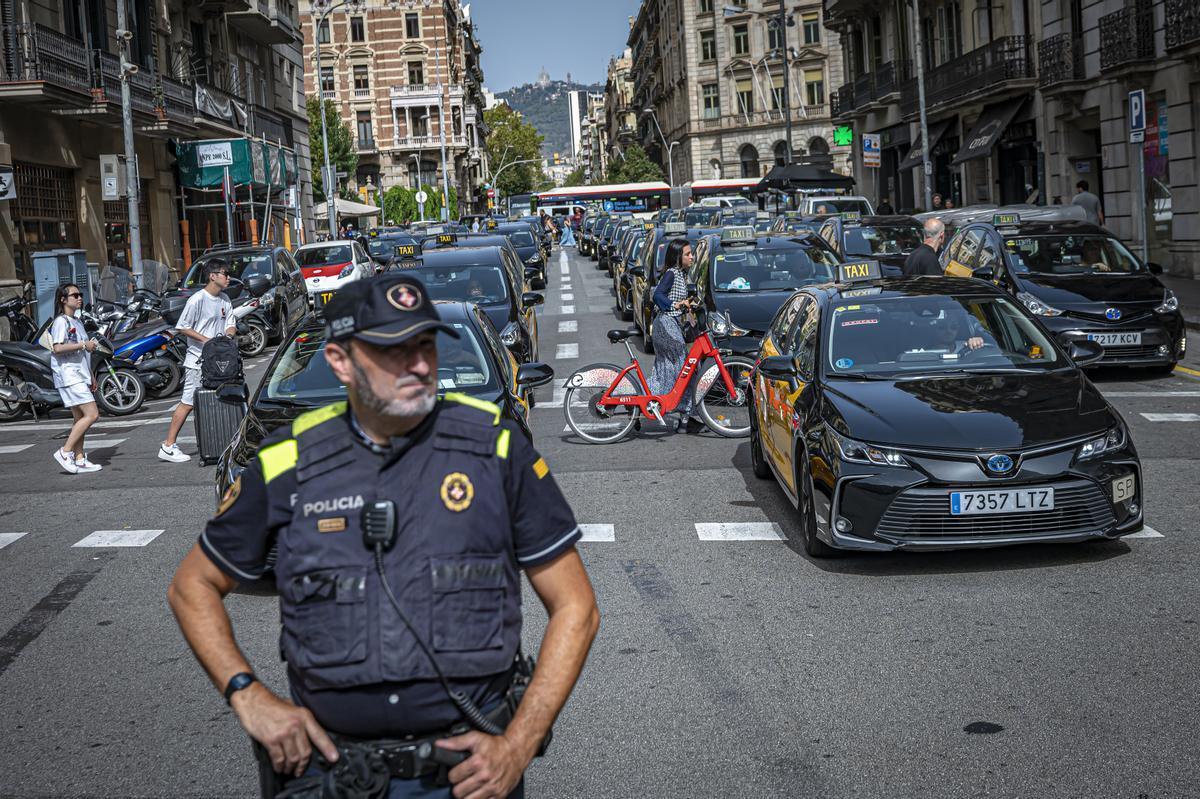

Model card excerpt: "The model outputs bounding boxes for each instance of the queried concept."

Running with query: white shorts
[181,367,202,405]
[57,383,94,408]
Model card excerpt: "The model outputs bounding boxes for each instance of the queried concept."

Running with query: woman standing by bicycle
[650,238,704,434]
[48,284,101,474]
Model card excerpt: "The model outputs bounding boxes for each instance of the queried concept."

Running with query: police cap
[324,274,459,345]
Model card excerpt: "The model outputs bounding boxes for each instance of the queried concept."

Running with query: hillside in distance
[497,78,603,159]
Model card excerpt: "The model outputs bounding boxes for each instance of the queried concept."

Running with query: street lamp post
[115,4,142,277]
[642,107,676,188]
[724,5,795,163]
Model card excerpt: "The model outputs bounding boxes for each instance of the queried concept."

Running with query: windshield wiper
[257,397,323,409]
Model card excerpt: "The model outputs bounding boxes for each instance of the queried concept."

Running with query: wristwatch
[223,672,258,705]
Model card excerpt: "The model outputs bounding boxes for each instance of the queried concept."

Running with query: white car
[699,195,755,211]
[795,195,875,215]
[293,240,375,304]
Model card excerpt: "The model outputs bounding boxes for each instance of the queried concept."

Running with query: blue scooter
[103,290,185,399]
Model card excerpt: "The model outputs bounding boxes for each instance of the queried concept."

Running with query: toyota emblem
[1105,307,1122,321]
[986,454,1014,475]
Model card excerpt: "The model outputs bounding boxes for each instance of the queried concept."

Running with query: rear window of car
[296,245,352,267]
[400,263,510,304]
[712,246,838,292]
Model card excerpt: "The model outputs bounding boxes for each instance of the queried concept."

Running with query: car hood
[1020,273,1164,309]
[711,292,794,335]
[513,245,538,261]
[479,303,512,332]
[822,370,1114,451]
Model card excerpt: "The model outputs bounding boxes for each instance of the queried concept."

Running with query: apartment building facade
[0,0,312,290]
[604,48,637,167]
[299,0,488,211]
[581,91,608,182]
[627,0,849,186]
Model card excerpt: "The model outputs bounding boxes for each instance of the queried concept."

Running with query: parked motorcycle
[102,290,185,399]
[232,282,274,358]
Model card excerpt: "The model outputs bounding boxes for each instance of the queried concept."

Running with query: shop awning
[313,198,382,219]
[951,98,1028,166]
[752,163,855,192]
[175,138,298,191]
[898,119,953,171]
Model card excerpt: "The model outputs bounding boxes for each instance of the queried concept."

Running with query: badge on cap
[440,472,474,512]
[388,283,422,311]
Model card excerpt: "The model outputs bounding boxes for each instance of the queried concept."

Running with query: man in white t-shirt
[159,260,235,463]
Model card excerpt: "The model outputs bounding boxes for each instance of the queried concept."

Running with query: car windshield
[506,231,535,247]
[182,252,273,287]
[713,246,839,292]
[811,199,872,215]
[1002,234,1143,275]
[368,239,412,257]
[684,208,721,227]
[295,245,352,267]
[778,219,820,235]
[843,224,924,256]
[264,322,498,405]
[826,295,1063,378]
[400,263,510,304]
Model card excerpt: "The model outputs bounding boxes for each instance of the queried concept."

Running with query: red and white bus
[684,178,760,206]
[534,181,672,219]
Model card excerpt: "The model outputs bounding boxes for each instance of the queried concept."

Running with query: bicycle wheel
[563,362,642,444]
[693,356,754,438]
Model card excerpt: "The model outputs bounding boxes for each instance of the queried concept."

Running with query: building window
[809,136,830,154]
[774,140,788,166]
[353,64,369,91]
[802,12,820,45]
[804,68,824,106]
[405,12,420,38]
[350,16,364,42]
[739,144,759,178]
[732,24,749,55]
[700,30,716,61]
[320,66,335,95]
[408,61,425,86]
[735,78,753,114]
[699,0,713,12]
[317,19,330,44]
[702,82,720,118]
[768,21,784,52]
[11,162,79,282]
[771,74,784,110]
[356,111,373,145]
[869,16,883,69]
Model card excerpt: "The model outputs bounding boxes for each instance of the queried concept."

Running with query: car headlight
[1017,291,1063,317]
[500,322,520,347]
[830,429,908,467]
[1077,426,1125,460]
[339,264,355,278]
[525,255,542,264]
[1155,290,1178,314]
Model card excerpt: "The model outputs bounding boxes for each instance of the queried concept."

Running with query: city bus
[533,181,672,219]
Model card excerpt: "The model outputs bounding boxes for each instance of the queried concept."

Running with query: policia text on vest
[168,274,600,799]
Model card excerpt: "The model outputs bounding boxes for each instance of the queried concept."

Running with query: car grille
[1100,344,1165,361]
[875,479,1115,540]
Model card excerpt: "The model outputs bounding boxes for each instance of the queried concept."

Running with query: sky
[469,0,643,91]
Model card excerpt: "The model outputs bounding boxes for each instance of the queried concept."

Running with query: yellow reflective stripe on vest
[292,401,348,437]
[259,439,298,484]
[444,392,501,425]
[496,428,511,459]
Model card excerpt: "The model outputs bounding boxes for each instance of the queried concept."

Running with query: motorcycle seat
[0,340,52,366]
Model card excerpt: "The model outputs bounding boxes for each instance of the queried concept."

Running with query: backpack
[200,335,243,389]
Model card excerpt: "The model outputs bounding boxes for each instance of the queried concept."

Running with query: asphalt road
[0,248,1198,798]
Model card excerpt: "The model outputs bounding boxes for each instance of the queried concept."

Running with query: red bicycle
[563,311,755,443]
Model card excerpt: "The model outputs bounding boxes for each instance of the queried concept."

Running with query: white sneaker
[75,454,102,473]
[54,448,79,474]
[158,443,191,463]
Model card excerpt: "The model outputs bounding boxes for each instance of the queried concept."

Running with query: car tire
[798,450,838,558]
[750,418,772,479]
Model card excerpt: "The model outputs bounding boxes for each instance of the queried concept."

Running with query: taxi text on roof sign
[721,226,756,244]
[837,260,882,283]
[993,213,1020,227]
[664,221,687,235]
[395,244,417,257]
[643,221,656,230]
[437,233,457,244]
[840,211,862,223]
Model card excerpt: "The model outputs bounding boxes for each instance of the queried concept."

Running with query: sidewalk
[1160,275,1200,332]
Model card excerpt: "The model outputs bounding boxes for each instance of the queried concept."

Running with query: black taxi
[817,212,924,276]
[769,212,829,237]
[364,227,421,271]
[749,260,1143,557]
[941,212,1185,373]
[627,222,718,352]
[612,221,655,321]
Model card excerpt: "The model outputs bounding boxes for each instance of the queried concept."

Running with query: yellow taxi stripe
[292,401,348,437]
[496,428,511,459]
[259,439,298,484]
[444,392,501,425]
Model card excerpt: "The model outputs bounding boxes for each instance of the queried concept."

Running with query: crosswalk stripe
[556,343,578,360]
[561,305,575,315]
[0,416,170,434]
[579,524,615,542]
[85,438,127,448]
[0,444,34,454]
[695,522,786,541]
[561,292,574,302]
[1103,391,1200,397]
[1140,413,1200,422]
[1125,526,1165,539]
[0,533,28,551]
[558,321,578,333]
[72,529,166,548]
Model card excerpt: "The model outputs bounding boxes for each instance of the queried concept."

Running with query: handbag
[679,310,700,343]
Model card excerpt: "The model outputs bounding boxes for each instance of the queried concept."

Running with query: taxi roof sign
[436,232,457,244]
[394,243,420,256]
[837,260,882,283]
[486,219,498,229]
[840,211,862,224]
[643,221,656,230]
[992,212,1020,227]
[720,226,756,245]
[664,221,687,235]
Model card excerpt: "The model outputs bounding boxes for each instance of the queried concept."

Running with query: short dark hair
[1076,179,1089,192]
[202,258,229,283]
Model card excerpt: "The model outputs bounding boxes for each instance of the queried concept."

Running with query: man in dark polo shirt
[168,274,600,798]
[903,218,946,277]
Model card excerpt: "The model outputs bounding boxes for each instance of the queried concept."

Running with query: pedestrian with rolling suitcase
[193,335,247,466]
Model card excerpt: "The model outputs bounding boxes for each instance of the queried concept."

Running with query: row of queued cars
[209,214,559,500]
[575,198,1181,558]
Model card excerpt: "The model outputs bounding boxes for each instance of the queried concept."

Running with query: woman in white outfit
[49,283,102,474]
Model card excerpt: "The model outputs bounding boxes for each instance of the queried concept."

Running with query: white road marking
[0,532,28,550]
[0,444,34,454]
[555,343,579,360]
[558,321,578,333]
[578,524,615,542]
[1104,391,1200,397]
[561,293,574,302]
[1140,413,1200,422]
[0,417,171,434]
[72,529,166,548]
[560,264,570,276]
[85,438,127,448]
[1126,526,1165,539]
[695,522,786,541]
[561,305,575,315]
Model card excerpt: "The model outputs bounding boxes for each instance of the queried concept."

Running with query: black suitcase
[194,386,246,467]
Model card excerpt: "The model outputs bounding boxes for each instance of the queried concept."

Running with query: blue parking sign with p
[1129,90,1145,133]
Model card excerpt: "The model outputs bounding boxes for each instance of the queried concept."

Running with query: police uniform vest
[258,395,522,694]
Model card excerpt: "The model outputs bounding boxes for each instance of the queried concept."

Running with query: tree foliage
[307,97,358,203]
[562,166,586,187]
[484,105,548,197]
[604,144,664,184]
[382,184,458,224]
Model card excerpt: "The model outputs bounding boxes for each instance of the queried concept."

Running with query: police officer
[168,274,600,799]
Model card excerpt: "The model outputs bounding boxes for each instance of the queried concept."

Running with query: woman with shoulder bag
[648,238,704,434]
[48,284,102,473]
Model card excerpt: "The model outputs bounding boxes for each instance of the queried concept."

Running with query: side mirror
[757,355,797,380]
[1147,261,1163,274]
[530,277,547,291]
[1068,339,1105,367]
[516,361,554,388]
[524,266,540,280]
[522,292,544,308]
[629,266,645,278]
[245,275,272,297]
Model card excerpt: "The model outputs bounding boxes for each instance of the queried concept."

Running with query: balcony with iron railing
[250,103,290,145]
[1038,32,1085,88]
[353,87,371,100]
[226,0,298,45]
[355,134,377,153]
[389,83,464,106]
[391,133,469,150]
[1166,0,1200,50]
[155,75,196,125]
[899,36,1034,116]
[0,23,93,103]
[832,83,854,117]
[92,50,159,117]
[1100,0,1155,71]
